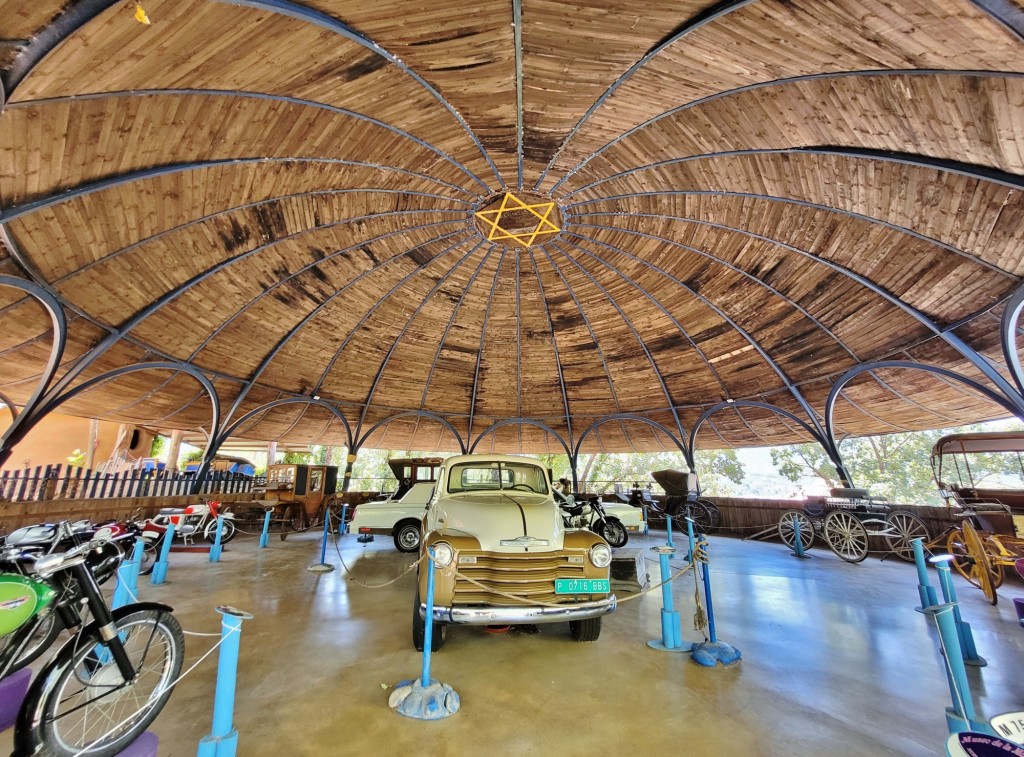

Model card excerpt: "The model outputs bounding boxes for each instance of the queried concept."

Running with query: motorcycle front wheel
[16,607,184,757]
[203,518,237,544]
[597,519,628,548]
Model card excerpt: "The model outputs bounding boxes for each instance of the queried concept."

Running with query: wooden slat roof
[0,0,1022,454]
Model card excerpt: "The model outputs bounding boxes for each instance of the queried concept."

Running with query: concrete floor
[4,528,1023,756]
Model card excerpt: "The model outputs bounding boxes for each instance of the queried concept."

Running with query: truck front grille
[453,551,591,605]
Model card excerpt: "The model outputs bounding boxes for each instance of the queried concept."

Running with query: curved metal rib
[469,418,572,459]
[574,413,691,465]
[8,89,490,193]
[526,248,573,448]
[215,0,503,187]
[356,410,466,453]
[533,0,756,189]
[466,248,509,442]
[551,69,1024,192]
[219,397,353,450]
[1000,282,1024,396]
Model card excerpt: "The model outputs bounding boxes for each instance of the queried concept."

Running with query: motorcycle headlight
[430,542,454,567]
[589,542,612,568]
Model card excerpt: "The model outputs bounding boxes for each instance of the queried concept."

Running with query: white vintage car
[414,454,616,650]
[349,457,441,551]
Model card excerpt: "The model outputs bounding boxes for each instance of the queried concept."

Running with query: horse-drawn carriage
[227,463,340,533]
[927,431,1024,605]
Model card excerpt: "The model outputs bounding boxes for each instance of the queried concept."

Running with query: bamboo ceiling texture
[1,0,1024,457]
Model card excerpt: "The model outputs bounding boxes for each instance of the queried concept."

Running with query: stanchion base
[150,562,168,585]
[209,546,222,563]
[691,641,742,667]
[963,655,988,668]
[389,678,460,720]
[307,563,335,573]
[789,550,811,560]
[944,707,996,736]
[357,534,374,543]
[646,640,690,653]
[197,729,238,757]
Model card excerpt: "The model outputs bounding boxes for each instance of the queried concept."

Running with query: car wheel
[569,617,602,642]
[412,588,446,652]
[394,521,421,553]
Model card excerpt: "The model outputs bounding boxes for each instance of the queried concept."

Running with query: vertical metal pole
[338,505,348,536]
[702,549,717,644]
[127,538,144,597]
[151,522,175,584]
[912,537,939,609]
[421,550,437,686]
[666,515,674,548]
[209,515,224,562]
[793,518,806,558]
[931,556,986,666]
[922,603,989,734]
[259,510,271,549]
[197,606,253,757]
[113,539,143,608]
[686,517,696,565]
[319,512,331,564]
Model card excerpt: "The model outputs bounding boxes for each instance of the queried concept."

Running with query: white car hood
[435,493,564,552]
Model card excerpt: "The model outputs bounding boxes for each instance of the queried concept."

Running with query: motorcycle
[556,490,629,548]
[139,500,237,555]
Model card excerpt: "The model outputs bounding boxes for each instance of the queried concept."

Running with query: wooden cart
[229,463,340,531]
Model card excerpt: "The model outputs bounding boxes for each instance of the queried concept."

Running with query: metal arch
[0,275,67,416]
[568,210,1024,409]
[0,158,476,226]
[969,1,1024,41]
[187,218,466,361]
[28,216,464,414]
[311,235,477,406]
[567,168,1013,277]
[552,69,1024,193]
[469,418,573,459]
[39,361,221,454]
[466,248,509,443]
[0,391,18,422]
[525,248,574,450]
[418,244,500,410]
[222,230,471,429]
[689,402,823,455]
[8,90,490,194]
[352,239,487,438]
[823,360,1024,454]
[217,397,354,451]
[533,0,757,190]
[215,0,503,188]
[546,240,689,444]
[563,229,829,443]
[574,414,691,467]
[1000,282,1024,396]
[356,410,466,453]
[534,242,632,445]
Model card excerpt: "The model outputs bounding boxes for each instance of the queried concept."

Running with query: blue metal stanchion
[690,539,742,667]
[197,606,253,757]
[389,549,460,720]
[258,510,271,549]
[921,602,992,735]
[792,518,808,559]
[307,510,335,573]
[642,504,650,536]
[151,522,176,585]
[113,539,145,609]
[647,545,685,652]
[209,516,225,563]
[666,515,674,548]
[338,505,348,536]
[912,537,939,610]
[930,555,986,667]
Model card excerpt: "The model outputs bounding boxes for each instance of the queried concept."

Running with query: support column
[569,453,579,493]
[166,429,183,473]
[266,441,278,467]
[340,449,357,499]
[84,418,100,472]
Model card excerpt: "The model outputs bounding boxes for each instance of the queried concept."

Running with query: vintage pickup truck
[414,454,616,650]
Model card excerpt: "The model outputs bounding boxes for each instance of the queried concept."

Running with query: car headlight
[589,542,612,568]
[431,542,454,567]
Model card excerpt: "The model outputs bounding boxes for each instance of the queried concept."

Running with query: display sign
[946,732,1024,757]
[555,578,610,594]
[991,713,1024,746]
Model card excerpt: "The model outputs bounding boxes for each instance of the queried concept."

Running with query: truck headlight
[431,542,454,567]
[589,543,612,568]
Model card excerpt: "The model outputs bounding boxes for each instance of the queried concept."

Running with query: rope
[326,511,426,588]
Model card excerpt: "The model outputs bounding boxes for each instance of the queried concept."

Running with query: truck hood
[435,494,564,552]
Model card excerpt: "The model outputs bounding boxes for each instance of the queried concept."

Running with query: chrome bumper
[421,595,617,625]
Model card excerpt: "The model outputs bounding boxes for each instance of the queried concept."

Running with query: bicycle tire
[16,606,184,757]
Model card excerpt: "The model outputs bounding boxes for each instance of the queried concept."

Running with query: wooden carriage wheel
[947,521,1002,605]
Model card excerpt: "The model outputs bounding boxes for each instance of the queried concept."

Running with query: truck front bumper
[421,595,616,625]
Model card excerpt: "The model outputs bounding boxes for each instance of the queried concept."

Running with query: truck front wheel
[569,617,602,642]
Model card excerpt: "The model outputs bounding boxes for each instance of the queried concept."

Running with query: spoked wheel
[203,518,237,544]
[823,510,869,563]
[16,608,184,757]
[883,511,930,562]
[778,510,814,551]
[697,499,722,532]
[948,522,1002,605]
[597,519,628,548]
[676,501,714,534]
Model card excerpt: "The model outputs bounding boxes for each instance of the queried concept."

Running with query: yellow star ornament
[474,192,560,247]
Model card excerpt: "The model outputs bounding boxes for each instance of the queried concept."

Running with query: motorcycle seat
[157,507,188,516]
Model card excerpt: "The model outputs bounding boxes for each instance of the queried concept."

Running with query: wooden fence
[0,464,254,503]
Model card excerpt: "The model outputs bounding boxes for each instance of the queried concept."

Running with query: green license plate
[555,578,610,594]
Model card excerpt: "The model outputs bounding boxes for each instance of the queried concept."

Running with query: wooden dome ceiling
[1,0,1023,455]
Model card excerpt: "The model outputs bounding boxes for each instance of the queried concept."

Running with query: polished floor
[4,527,1023,756]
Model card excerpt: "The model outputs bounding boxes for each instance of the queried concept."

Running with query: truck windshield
[447,462,549,495]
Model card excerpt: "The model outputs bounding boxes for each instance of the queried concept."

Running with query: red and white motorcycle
[138,500,238,551]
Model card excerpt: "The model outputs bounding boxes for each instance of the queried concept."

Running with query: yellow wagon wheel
[947,522,1001,605]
